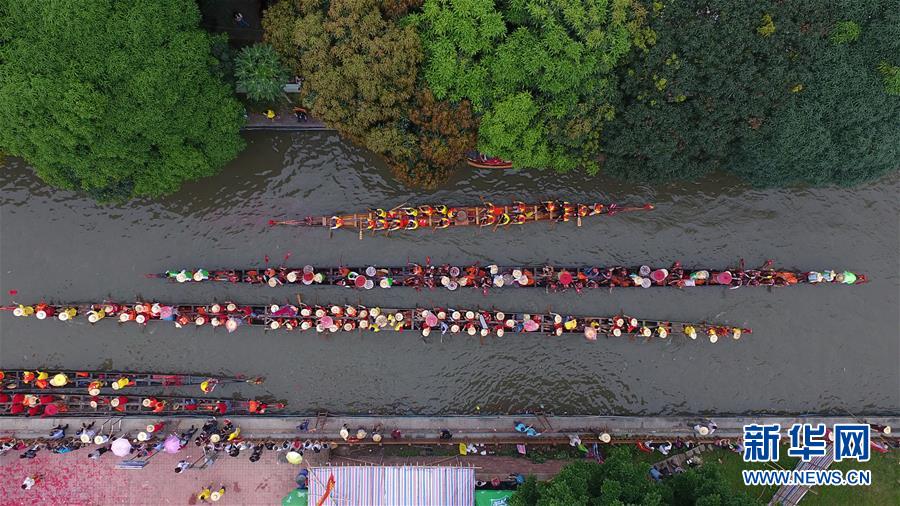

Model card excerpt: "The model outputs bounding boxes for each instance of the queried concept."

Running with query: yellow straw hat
[49,374,69,387]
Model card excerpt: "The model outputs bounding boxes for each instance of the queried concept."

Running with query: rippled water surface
[1,132,898,415]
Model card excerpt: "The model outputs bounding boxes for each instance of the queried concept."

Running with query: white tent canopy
[308,465,474,506]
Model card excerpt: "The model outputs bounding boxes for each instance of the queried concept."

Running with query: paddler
[835,271,858,284]
[87,308,106,323]
[87,381,103,396]
[683,325,698,339]
[58,307,77,321]
[49,373,69,388]
[34,303,55,320]
[34,371,50,389]
[200,379,218,393]
[111,377,131,390]
[12,305,34,317]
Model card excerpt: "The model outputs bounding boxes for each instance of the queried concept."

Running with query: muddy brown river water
[1,132,898,415]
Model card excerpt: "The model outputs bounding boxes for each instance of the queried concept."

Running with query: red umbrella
[558,271,573,285]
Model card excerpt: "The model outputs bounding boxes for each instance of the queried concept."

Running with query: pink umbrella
[355,276,367,288]
[523,319,539,332]
[159,306,174,319]
[111,438,132,457]
[651,269,668,283]
[319,316,334,328]
[424,313,438,327]
[163,434,181,454]
[716,271,733,285]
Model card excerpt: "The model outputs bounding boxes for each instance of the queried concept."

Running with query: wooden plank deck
[768,444,835,506]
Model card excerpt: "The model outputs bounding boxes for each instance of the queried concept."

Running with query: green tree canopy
[510,448,759,506]
[510,447,668,506]
[414,0,645,173]
[263,0,476,189]
[0,0,245,200]
[235,43,289,103]
[263,0,421,160]
[602,0,899,187]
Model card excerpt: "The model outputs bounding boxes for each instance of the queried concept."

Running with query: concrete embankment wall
[3,415,898,442]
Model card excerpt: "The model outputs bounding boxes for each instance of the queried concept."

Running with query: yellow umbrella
[286,451,303,465]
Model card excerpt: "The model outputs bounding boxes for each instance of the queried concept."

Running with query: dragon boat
[1,300,749,342]
[0,392,283,417]
[465,151,513,169]
[267,200,654,235]
[150,260,867,291]
[0,369,263,393]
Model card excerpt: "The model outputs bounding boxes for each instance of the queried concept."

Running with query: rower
[200,379,218,393]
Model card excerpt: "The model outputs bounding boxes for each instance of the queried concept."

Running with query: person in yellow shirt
[197,486,212,503]
[264,109,277,120]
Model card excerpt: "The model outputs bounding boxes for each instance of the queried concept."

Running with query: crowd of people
[164,260,867,294]
[6,299,747,342]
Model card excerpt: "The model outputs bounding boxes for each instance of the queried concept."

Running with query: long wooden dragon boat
[149,260,867,292]
[0,392,283,417]
[0,369,263,394]
[267,200,654,235]
[1,300,749,342]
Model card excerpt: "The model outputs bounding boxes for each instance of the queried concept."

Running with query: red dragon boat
[1,300,749,342]
[149,260,867,292]
[0,369,263,394]
[267,200,654,235]
[0,393,283,417]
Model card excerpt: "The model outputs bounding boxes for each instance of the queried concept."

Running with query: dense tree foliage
[510,447,667,505]
[413,0,647,174]
[234,43,289,103]
[263,0,420,160]
[0,0,245,200]
[263,0,475,189]
[509,447,758,506]
[265,0,896,189]
[602,0,899,186]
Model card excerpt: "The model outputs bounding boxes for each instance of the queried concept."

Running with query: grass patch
[708,445,899,505]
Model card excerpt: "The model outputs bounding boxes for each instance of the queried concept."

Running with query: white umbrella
[111,438,132,457]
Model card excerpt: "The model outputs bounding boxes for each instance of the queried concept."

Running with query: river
[1,132,897,416]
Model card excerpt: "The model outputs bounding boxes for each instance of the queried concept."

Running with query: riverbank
[2,415,897,505]
[4,414,898,441]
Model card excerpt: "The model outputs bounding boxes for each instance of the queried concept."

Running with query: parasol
[111,438,132,457]
[163,434,181,453]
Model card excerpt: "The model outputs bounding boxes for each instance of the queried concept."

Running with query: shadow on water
[1,132,898,415]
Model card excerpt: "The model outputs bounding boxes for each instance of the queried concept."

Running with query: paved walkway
[3,415,898,441]
[1,448,298,506]
[1,442,571,505]
[242,104,330,132]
